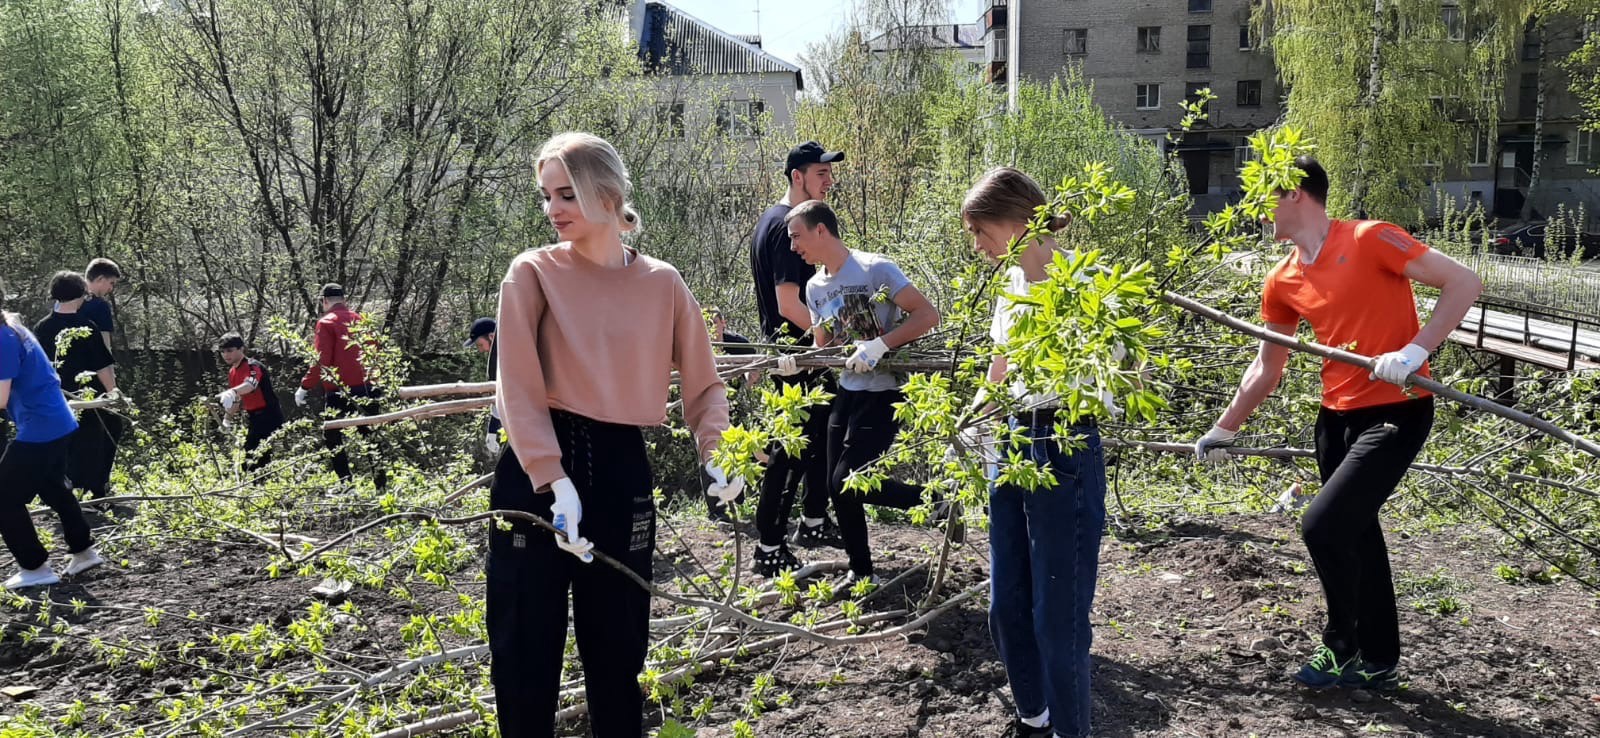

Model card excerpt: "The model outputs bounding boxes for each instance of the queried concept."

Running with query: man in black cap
[748,141,845,576]
[464,317,500,456]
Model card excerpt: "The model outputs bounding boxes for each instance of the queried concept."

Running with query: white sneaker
[66,547,105,576]
[4,565,60,589]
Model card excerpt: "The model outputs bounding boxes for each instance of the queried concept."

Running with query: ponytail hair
[536,132,643,233]
[960,167,1071,232]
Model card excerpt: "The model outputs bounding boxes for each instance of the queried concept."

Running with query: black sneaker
[1004,717,1053,738]
[752,544,803,578]
[792,517,842,547]
[1340,658,1400,691]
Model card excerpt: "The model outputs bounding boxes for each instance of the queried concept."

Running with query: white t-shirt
[989,266,1061,410]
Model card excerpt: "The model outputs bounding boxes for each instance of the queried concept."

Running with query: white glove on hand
[1194,425,1238,464]
[952,425,999,465]
[294,388,309,407]
[844,338,889,373]
[218,389,239,412]
[548,478,594,562]
[485,432,501,456]
[103,388,124,402]
[771,354,801,377]
[1371,343,1428,386]
[705,462,744,503]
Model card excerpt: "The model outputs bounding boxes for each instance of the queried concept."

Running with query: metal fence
[1466,254,1600,316]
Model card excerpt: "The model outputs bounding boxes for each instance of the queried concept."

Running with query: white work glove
[1194,425,1238,464]
[771,354,801,377]
[217,389,239,412]
[844,337,889,373]
[1371,343,1428,386]
[485,431,501,456]
[103,388,124,402]
[1098,387,1123,419]
[705,462,744,503]
[548,478,594,562]
[294,387,309,407]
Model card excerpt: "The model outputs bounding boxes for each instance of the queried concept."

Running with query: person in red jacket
[296,283,386,490]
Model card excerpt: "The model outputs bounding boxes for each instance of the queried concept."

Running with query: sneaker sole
[66,559,105,576]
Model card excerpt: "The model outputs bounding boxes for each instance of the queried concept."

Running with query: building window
[1137,26,1160,53]
[1136,83,1161,110]
[1237,79,1262,107]
[1185,82,1210,116]
[1238,24,1254,50]
[716,99,764,138]
[1470,128,1492,166]
[1518,72,1538,119]
[659,102,685,139]
[1063,28,1087,56]
[1189,0,1212,12]
[1187,25,1211,69]
[1570,129,1596,165]
[1441,4,1465,42]
[1522,22,1542,61]
[1234,142,1258,171]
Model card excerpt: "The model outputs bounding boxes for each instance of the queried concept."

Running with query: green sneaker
[1340,658,1400,691]
[1293,644,1356,689]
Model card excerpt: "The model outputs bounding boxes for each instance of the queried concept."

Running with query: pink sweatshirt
[495,244,729,488]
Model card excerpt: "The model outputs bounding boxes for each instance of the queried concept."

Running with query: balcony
[986,35,1008,64]
[985,0,1007,32]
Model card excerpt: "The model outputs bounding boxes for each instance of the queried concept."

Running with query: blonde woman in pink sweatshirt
[487,132,742,737]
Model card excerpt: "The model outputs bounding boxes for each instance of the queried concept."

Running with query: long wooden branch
[1102,438,1597,497]
[394,381,495,400]
[1163,291,1600,459]
[322,396,492,430]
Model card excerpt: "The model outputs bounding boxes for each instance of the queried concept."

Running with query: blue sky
[660,0,986,70]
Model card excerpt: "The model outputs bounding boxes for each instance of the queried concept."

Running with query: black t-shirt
[80,296,114,334]
[247,358,283,417]
[720,331,756,355]
[32,312,116,393]
[749,203,815,342]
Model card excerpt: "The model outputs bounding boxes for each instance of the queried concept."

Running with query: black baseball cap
[464,317,496,347]
[320,283,346,299]
[784,141,845,177]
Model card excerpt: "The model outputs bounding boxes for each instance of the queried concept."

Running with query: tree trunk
[1521,18,1548,224]
[1350,0,1386,217]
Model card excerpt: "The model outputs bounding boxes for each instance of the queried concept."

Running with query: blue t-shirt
[0,322,78,443]
[805,251,913,393]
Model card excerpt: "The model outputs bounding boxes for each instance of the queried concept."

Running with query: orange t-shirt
[1261,220,1433,411]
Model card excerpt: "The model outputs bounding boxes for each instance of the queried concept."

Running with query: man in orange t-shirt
[1194,156,1483,691]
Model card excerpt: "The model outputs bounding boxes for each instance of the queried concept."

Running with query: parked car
[1488,221,1600,260]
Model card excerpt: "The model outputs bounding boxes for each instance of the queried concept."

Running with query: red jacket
[301,304,369,391]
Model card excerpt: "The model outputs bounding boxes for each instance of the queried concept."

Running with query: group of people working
[0,128,1485,738]
[476,133,1482,738]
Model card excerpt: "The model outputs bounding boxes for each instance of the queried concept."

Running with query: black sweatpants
[244,409,284,471]
[0,435,93,571]
[754,371,835,544]
[68,408,122,499]
[828,388,927,577]
[487,410,656,738]
[1305,396,1434,665]
[323,385,386,491]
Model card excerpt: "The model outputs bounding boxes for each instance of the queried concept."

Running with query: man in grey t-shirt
[785,200,942,582]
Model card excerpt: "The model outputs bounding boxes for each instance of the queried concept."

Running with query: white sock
[758,543,781,553]
[803,517,824,527]
[1020,709,1049,728]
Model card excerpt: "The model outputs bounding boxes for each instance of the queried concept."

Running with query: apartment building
[981,0,1278,211]
[979,0,1597,223]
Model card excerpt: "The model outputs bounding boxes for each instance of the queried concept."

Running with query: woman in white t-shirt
[960,167,1108,738]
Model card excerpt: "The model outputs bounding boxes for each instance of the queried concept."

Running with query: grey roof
[639,1,804,89]
[865,23,984,52]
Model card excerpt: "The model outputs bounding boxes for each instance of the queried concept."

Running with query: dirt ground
[2,507,1597,737]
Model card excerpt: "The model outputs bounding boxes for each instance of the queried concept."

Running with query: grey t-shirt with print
[806,251,912,392]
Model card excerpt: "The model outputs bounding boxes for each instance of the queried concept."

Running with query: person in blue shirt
[0,311,103,590]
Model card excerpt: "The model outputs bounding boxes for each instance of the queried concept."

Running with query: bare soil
[2,506,1597,738]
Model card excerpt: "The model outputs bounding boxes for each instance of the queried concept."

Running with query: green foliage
[1259,0,1536,225]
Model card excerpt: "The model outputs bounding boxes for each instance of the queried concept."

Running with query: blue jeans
[988,420,1106,738]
